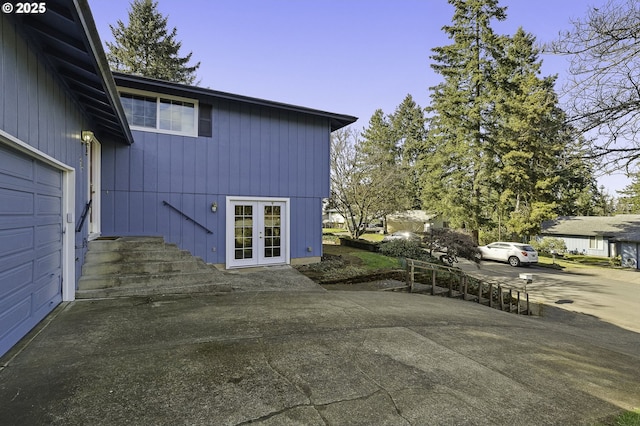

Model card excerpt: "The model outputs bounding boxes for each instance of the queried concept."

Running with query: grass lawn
[351,251,401,270]
[602,408,640,426]
[322,228,346,234]
[359,233,385,242]
[323,244,400,270]
[537,256,593,270]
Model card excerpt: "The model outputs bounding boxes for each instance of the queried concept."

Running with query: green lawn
[323,244,401,271]
[322,228,346,234]
[359,233,385,242]
[600,408,640,426]
[351,251,401,270]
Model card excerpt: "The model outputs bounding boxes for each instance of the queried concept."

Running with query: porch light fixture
[211,202,218,213]
[81,130,94,144]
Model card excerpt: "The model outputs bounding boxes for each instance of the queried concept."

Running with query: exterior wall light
[211,202,218,213]
[81,130,94,144]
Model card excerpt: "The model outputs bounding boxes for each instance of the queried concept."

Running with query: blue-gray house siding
[1,13,92,357]
[1,0,354,357]
[101,85,342,266]
[0,1,132,358]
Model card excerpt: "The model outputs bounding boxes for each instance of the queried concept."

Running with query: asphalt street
[456,258,640,333]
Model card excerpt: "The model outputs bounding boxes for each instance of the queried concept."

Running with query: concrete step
[78,236,227,299]
[83,249,198,264]
[75,281,234,299]
[82,259,209,276]
[78,269,222,290]
[87,237,168,252]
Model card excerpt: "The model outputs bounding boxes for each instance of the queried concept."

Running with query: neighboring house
[322,208,346,229]
[0,0,355,357]
[387,210,446,234]
[540,215,640,268]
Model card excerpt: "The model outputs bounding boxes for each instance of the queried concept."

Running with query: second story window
[120,89,198,137]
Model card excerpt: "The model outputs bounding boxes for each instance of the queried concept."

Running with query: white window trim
[589,235,603,250]
[118,87,199,137]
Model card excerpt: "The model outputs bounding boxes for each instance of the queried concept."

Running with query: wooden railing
[404,258,531,315]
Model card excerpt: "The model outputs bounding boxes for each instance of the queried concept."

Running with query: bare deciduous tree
[330,128,407,239]
[549,0,640,170]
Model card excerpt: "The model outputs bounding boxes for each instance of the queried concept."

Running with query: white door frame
[0,129,76,301]
[225,196,290,268]
[86,137,101,239]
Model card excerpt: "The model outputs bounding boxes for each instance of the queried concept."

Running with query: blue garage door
[0,144,63,357]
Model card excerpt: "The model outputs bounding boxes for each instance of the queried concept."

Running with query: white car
[382,231,421,242]
[478,242,538,267]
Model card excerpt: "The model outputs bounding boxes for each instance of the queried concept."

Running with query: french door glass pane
[234,204,254,260]
[263,205,281,258]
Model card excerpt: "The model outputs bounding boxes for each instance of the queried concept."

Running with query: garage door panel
[0,226,33,257]
[0,298,32,342]
[0,146,33,181]
[34,249,61,280]
[0,262,33,302]
[36,223,62,247]
[0,187,34,215]
[37,193,62,214]
[36,162,62,190]
[0,144,63,358]
[33,275,62,311]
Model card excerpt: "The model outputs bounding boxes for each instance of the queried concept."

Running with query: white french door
[226,198,289,268]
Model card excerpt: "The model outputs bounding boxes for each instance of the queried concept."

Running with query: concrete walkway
[1,270,639,425]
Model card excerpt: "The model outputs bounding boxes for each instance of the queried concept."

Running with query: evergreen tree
[390,95,427,209]
[617,171,640,213]
[421,1,601,239]
[359,110,411,231]
[420,0,507,236]
[106,0,200,85]
[492,28,565,236]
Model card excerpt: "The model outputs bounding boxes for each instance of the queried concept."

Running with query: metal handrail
[162,200,213,234]
[76,199,92,233]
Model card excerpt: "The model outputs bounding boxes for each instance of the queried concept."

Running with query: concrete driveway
[1,276,639,425]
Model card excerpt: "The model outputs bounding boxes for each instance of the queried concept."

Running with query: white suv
[478,242,538,267]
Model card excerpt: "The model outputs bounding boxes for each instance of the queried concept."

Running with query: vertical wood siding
[1,15,96,284]
[101,97,331,264]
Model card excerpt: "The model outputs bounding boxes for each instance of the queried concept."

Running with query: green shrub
[379,239,434,262]
[530,237,567,255]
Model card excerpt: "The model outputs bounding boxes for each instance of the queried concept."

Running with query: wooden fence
[402,258,532,315]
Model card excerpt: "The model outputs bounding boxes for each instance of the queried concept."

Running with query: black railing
[76,199,92,233]
[162,200,213,234]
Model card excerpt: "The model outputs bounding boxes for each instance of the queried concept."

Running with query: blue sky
[87,0,627,193]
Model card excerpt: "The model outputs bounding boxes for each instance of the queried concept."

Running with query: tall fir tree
[389,95,427,209]
[492,28,565,236]
[106,0,200,85]
[420,0,507,235]
[421,1,600,239]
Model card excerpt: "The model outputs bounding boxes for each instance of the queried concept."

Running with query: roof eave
[72,0,133,145]
[113,72,357,132]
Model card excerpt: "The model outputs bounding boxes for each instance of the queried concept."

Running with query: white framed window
[589,235,603,249]
[119,88,198,137]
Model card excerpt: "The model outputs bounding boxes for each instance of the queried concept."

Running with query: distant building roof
[387,210,437,222]
[541,215,640,242]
